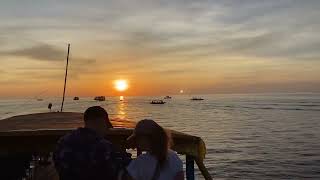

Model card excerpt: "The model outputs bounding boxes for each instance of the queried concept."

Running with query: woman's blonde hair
[148,124,171,167]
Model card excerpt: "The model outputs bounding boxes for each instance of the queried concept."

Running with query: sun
[114,80,128,92]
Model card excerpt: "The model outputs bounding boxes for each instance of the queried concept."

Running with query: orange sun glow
[114,80,128,92]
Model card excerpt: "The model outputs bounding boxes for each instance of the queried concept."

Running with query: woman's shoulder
[168,150,180,158]
[167,150,183,173]
[168,150,183,164]
[126,153,157,177]
[134,153,156,163]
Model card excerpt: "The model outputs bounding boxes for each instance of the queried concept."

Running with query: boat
[73,97,79,100]
[150,100,166,104]
[164,96,172,99]
[191,97,204,101]
[37,99,43,101]
[0,112,212,180]
[94,96,105,101]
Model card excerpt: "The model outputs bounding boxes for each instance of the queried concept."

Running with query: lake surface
[1,93,320,179]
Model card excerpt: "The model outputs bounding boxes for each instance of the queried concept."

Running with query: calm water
[1,93,320,179]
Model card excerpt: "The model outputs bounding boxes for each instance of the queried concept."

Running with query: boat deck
[0,112,212,180]
[0,112,136,131]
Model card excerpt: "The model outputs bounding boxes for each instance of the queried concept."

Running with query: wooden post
[60,44,70,112]
[186,155,195,180]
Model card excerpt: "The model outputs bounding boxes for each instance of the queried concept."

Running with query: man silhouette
[53,106,131,180]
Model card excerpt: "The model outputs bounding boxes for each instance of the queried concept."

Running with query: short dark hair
[84,106,111,127]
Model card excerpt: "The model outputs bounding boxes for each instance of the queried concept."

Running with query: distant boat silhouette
[150,100,166,104]
[190,97,204,101]
[94,96,105,101]
[164,96,172,99]
[73,97,79,100]
[37,99,43,101]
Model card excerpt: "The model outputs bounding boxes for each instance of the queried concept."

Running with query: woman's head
[128,119,171,167]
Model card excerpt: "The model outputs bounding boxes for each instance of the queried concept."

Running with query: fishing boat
[191,97,204,101]
[0,112,212,180]
[73,97,79,100]
[94,96,105,101]
[164,95,172,99]
[150,100,166,104]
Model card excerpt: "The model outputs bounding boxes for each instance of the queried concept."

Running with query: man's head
[84,106,113,136]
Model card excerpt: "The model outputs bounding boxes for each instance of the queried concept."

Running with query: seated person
[124,119,184,180]
[53,106,131,180]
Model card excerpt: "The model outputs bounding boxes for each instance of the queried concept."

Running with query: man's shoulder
[58,128,82,142]
[56,128,114,155]
[58,128,107,143]
[93,137,114,154]
[54,128,115,162]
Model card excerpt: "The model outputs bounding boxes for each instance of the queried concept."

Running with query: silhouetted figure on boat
[48,103,52,112]
[53,106,131,180]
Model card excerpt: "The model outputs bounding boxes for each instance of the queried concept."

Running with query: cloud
[2,0,320,62]
[0,43,97,64]
[0,36,5,45]
[1,0,320,94]
[1,44,66,61]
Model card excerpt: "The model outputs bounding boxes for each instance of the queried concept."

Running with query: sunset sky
[1,0,320,97]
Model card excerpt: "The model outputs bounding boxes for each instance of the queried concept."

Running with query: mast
[60,44,70,112]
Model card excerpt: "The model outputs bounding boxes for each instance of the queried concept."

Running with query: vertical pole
[186,155,195,180]
[137,148,142,156]
[60,44,70,112]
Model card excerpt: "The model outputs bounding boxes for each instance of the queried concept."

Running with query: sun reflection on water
[117,99,127,119]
